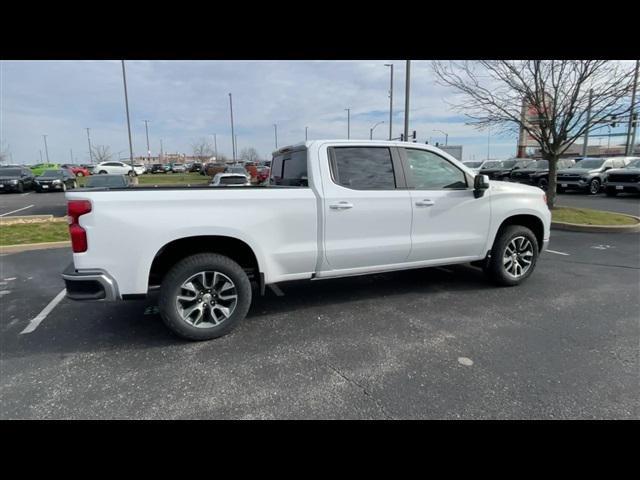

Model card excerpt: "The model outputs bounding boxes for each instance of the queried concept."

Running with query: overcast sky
[0,60,632,164]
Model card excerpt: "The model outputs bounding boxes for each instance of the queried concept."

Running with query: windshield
[501,160,517,168]
[39,170,63,178]
[573,159,604,169]
[464,161,483,168]
[532,160,549,169]
[0,169,21,176]
[481,161,502,169]
[626,159,640,168]
[228,167,246,174]
[513,160,534,169]
[85,176,127,188]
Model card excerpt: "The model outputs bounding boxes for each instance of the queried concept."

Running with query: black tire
[76,172,84,177]
[605,188,617,197]
[99,170,108,174]
[484,225,539,286]
[158,253,252,341]
[128,170,135,177]
[537,178,548,191]
[588,178,601,195]
[17,182,24,193]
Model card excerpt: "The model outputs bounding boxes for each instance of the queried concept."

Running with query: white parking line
[0,205,34,217]
[21,192,31,196]
[20,289,67,334]
[546,249,570,256]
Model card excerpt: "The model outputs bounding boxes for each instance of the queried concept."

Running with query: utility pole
[345,108,350,139]
[213,134,218,159]
[487,127,491,160]
[39,150,43,163]
[42,135,50,162]
[143,120,151,163]
[385,63,394,140]
[121,60,135,169]
[229,93,236,161]
[160,139,163,162]
[582,89,593,157]
[235,135,238,159]
[274,124,278,149]
[70,148,73,163]
[404,60,411,141]
[625,59,639,156]
[86,128,93,164]
[305,126,308,141]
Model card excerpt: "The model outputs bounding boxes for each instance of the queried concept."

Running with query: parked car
[190,162,203,173]
[201,163,225,176]
[30,163,60,176]
[462,160,487,173]
[61,164,91,177]
[171,163,187,173]
[35,169,77,192]
[149,163,166,174]
[557,157,631,194]
[133,164,147,175]
[164,164,173,173]
[509,159,576,190]
[0,167,36,193]
[62,140,551,341]
[256,166,270,183]
[603,158,640,196]
[480,158,536,181]
[93,161,135,176]
[210,173,251,186]
[83,174,131,189]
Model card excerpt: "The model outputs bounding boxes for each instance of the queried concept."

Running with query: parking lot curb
[551,211,640,233]
[0,241,71,254]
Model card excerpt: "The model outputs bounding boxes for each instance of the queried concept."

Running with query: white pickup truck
[63,140,551,340]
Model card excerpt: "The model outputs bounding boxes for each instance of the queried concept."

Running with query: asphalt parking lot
[0,191,67,217]
[1,195,638,419]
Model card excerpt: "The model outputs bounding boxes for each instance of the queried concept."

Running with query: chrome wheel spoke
[175,270,238,328]
[503,236,535,279]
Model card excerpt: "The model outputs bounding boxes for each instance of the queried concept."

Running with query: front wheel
[158,253,252,341]
[537,178,548,191]
[128,170,135,177]
[588,178,601,195]
[484,225,539,286]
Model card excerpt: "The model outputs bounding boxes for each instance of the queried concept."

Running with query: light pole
[160,139,164,162]
[384,63,394,140]
[229,93,236,161]
[404,60,411,141]
[121,60,135,169]
[70,148,73,163]
[345,108,351,139]
[625,59,639,156]
[143,120,151,162]
[370,121,385,140]
[487,127,491,160]
[274,124,278,149]
[305,126,308,141]
[42,135,50,162]
[213,134,218,159]
[433,129,448,146]
[85,128,94,164]
[39,150,43,163]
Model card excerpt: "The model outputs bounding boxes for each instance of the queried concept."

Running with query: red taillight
[67,200,92,253]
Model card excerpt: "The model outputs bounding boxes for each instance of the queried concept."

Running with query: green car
[30,163,60,176]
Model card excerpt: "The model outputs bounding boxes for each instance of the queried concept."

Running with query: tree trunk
[546,153,559,209]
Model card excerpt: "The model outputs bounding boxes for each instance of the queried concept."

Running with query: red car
[61,164,91,177]
[256,166,270,183]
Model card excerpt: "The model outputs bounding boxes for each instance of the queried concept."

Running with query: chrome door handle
[415,199,435,207]
[330,201,354,210]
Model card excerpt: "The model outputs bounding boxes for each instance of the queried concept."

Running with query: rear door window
[270,149,308,186]
[329,147,396,190]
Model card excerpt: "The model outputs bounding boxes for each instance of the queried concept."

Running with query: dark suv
[557,157,630,194]
[480,158,535,181]
[150,163,166,174]
[0,166,36,193]
[509,159,576,190]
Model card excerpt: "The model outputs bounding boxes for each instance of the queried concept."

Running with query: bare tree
[240,147,260,163]
[432,60,636,208]
[192,138,213,162]
[91,145,113,163]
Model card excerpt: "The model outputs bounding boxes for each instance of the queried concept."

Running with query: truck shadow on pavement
[4,264,495,358]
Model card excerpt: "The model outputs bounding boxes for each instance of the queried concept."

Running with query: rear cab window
[270,148,308,186]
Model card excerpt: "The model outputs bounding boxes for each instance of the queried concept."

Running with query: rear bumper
[61,263,120,301]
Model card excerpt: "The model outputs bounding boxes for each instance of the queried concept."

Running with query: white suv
[93,161,135,176]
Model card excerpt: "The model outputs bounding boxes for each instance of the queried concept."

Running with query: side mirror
[474,174,490,198]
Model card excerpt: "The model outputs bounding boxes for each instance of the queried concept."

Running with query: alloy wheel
[503,236,534,279]
[175,271,238,328]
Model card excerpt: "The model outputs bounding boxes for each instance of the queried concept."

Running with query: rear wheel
[158,253,252,341]
[99,170,107,174]
[588,178,601,195]
[484,225,539,286]
[76,172,84,177]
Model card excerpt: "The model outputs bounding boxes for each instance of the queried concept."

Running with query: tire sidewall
[487,225,539,286]
[158,253,252,341]
[589,178,600,195]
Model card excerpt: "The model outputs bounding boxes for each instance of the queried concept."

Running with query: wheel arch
[148,235,263,293]
[495,214,545,250]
